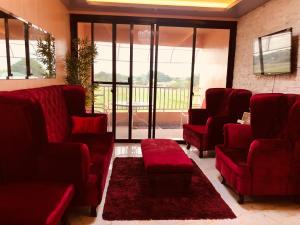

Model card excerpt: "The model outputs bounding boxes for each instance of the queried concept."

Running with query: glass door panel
[94,84,113,132]
[131,25,152,139]
[116,24,130,83]
[116,24,131,139]
[192,28,230,108]
[94,23,113,82]
[154,26,193,139]
[93,23,113,131]
[116,84,129,139]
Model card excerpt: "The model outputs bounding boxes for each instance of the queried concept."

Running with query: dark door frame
[70,14,237,142]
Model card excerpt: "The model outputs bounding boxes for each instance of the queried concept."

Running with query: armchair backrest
[286,95,300,142]
[229,89,253,118]
[205,88,252,118]
[250,94,288,139]
[0,94,46,182]
[250,93,300,140]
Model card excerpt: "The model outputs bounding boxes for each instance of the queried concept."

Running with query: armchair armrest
[37,142,90,188]
[205,115,237,148]
[206,115,236,135]
[224,123,253,149]
[188,109,209,125]
[247,139,291,177]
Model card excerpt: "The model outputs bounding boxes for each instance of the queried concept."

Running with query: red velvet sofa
[216,93,300,203]
[0,85,114,219]
[0,93,74,225]
[183,88,252,157]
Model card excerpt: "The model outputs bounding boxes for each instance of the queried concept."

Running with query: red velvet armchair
[0,85,114,218]
[0,94,75,225]
[216,94,300,203]
[183,88,252,157]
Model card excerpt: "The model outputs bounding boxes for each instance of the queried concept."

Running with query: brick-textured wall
[233,0,300,94]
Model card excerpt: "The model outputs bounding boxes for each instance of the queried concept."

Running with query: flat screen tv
[253,28,292,75]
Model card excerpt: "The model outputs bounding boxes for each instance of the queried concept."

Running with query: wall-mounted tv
[253,28,292,75]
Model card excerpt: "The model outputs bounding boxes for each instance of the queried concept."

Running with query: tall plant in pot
[65,38,98,106]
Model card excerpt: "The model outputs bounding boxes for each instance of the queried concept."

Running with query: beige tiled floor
[69,144,300,225]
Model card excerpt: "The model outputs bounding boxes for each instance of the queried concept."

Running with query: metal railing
[94,85,191,112]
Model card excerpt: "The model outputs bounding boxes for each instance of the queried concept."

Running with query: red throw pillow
[72,116,106,135]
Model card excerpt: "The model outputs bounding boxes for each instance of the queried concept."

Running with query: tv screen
[253,29,292,75]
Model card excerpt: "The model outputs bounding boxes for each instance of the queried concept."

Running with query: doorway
[73,15,236,142]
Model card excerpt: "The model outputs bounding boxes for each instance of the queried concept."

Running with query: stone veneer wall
[233,0,300,94]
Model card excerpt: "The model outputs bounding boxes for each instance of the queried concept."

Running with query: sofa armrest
[37,142,90,188]
[188,109,209,125]
[224,123,253,149]
[247,139,291,176]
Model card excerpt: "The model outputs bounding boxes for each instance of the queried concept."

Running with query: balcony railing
[94,85,195,112]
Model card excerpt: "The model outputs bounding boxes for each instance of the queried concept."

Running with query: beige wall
[0,0,70,91]
[233,0,300,94]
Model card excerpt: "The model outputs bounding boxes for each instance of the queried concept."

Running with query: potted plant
[65,38,98,106]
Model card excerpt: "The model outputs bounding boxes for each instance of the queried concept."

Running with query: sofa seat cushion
[69,132,113,154]
[141,139,193,174]
[0,183,74,225]
[183,124,207,135]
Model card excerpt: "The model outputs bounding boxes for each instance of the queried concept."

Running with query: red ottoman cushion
[141,139,193,173]
[141,139,193,194]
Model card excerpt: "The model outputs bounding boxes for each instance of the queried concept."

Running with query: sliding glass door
[74,16,236,142]
[93,23,114,132]
[153,26,194,139]
[131,25,153,139]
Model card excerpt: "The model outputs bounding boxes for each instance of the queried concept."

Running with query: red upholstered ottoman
[141,139,193,194]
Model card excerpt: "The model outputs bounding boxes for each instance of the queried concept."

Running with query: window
[0,10,56,79]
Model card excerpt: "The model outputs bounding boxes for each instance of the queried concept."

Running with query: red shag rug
[103,157,236,220]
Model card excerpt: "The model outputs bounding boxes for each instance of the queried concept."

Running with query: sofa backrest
[206,88,251,118]
[11,85,69,142]
[0,94,46,182]
[62,85,86,116]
